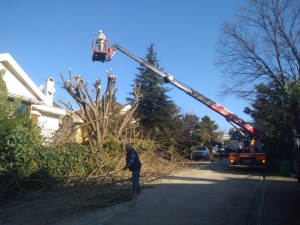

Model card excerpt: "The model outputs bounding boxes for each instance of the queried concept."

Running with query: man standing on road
[123,144,142,196]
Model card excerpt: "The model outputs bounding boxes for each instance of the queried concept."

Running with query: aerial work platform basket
[92,36,114,62]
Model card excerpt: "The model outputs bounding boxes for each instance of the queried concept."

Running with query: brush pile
[0,151,184,225]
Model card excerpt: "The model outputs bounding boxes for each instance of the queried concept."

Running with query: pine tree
[127,43,180,138]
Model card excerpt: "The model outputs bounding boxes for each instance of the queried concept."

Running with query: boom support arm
[111,44,260,136]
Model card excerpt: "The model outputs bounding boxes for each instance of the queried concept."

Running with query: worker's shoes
[132,188,142,197]
[132,192,137,198]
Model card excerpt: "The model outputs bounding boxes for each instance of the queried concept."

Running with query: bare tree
[59,69,141,145]
[215,0,300,98]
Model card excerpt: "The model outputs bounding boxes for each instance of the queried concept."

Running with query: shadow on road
[3,158,266,225]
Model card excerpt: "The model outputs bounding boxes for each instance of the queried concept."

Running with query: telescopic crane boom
[111,45,260,135]
[92,41,266,168]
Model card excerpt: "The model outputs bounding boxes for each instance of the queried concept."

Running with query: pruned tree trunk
[117,84,141,139]
[59,69,141,144]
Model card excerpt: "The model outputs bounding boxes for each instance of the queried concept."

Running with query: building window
[17,102,30,113]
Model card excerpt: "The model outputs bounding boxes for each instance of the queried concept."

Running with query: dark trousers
[132,169,141,193]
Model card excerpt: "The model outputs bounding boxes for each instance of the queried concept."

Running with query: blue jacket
[126,148,142,171]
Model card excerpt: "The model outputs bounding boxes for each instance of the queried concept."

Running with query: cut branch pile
[0,152,184,225]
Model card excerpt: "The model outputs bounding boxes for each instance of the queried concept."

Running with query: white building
[0,53,66,137]
[121,104,131,114]
[221,132,230,141]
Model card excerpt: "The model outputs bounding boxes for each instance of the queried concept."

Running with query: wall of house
[0,63,37,100]
[222,132,230,140]
[73,123,88,144]
[38,112,61,137]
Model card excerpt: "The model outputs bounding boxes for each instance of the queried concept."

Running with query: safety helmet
[99,30,102,33]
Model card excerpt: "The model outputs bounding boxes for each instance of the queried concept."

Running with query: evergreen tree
[176,113,202,149]
[0,69,42,162]
[198,115,219,145]
[127,43,180,139]
[0,69,43,199]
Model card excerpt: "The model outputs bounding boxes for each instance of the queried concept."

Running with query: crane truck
[91,37,266,168]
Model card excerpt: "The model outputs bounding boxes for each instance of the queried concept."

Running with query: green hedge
[0,137,158,201]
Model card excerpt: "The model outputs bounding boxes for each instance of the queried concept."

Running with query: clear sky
[0,0,251,132]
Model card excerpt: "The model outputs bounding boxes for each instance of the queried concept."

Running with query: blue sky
[0,0,251,132]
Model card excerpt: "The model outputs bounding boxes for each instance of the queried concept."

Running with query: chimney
[44,77,55,105]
